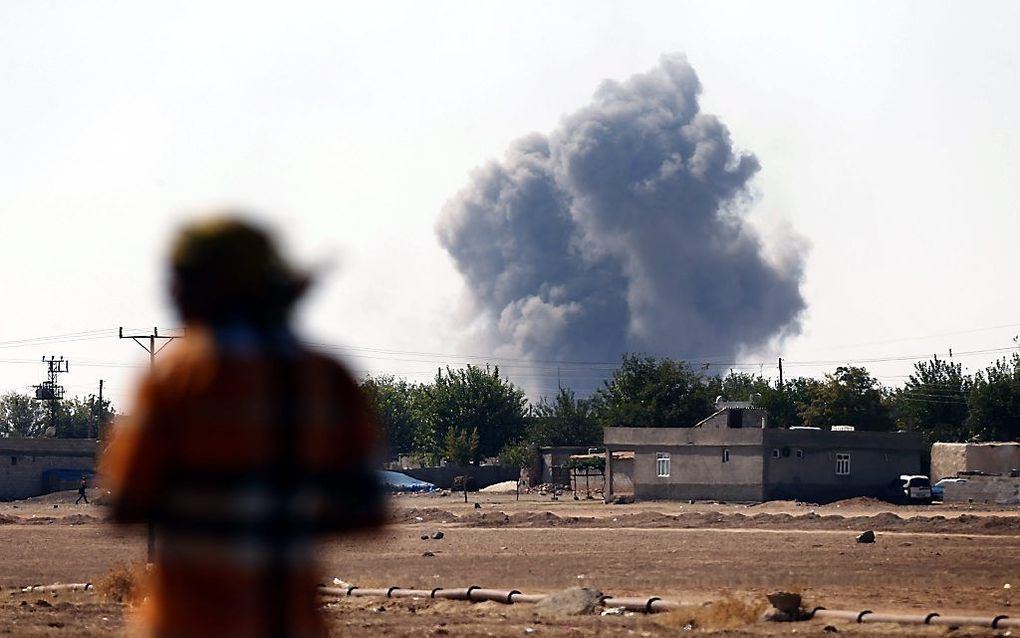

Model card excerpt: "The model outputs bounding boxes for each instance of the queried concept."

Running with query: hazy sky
[2,1,1019,407]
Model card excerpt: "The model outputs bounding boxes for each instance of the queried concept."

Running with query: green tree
[592,354,718,428]
[52,395,114,439]
[527,388,601,447]
[361,375,420,456]
[798,366,893,431]
[414,365,527,464]
[442,427,480,466]
[497,441,538,472]
[891,356,970,441]
[0,392,47,437]
[966,353,1020,441]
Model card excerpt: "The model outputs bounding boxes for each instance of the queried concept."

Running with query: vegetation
[354,352,1020,466]
[8,351,1014,455]
[0,391,114,438]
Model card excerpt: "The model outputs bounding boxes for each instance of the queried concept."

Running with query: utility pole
[34,356,69,434]
[777,357,785,429]
[119,327,181,563]
[88,379,105,440]
[97,379,104,440]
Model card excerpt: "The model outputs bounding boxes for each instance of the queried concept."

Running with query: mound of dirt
[390,508,456,524]
[0,514,19,525]
[607,512,676,527]
[829,497,887,508]
[63,514,101,525]
[506,511,561,527]
[979,517,1018,530]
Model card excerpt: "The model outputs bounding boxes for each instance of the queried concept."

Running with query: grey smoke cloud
[437,54,806,370]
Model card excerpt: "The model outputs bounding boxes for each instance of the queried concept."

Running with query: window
[795,449,804,460]
[10,456,17,466]
[722,449,730,463]
[836,453,851,475]
[771,448,781,459]
[656,453,671,478]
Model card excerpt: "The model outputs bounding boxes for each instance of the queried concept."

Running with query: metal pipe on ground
[468,589,523,604]
[317,584,1020,630]
[19,583,92,593]
[508,593,547,605]
[811,608,1020,629]
[602,597,680,613]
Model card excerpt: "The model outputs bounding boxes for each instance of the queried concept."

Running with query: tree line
[0,392,115,439]
[4,351,1017,456]
[362,353,1020,466]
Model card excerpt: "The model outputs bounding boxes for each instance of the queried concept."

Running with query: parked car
[932,477,968,501]
[899,474,932,504]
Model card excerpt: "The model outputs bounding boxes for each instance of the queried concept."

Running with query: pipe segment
[315,584,1020,629]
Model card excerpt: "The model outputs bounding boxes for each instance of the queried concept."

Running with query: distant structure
[604,406,923,503]
[0,438,97,500]
[33,356,68,433]
[931,442,1020,481]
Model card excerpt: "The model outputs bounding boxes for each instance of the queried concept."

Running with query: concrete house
[603,403,924,503]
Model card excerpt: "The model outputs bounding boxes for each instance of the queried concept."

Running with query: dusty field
[1,490,1018,636]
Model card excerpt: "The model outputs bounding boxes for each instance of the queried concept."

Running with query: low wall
[0,438,98,501]
[403,465,520,490]
[944,476,1020,504]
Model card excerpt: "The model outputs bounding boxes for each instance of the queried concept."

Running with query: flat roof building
[604,407,923,503]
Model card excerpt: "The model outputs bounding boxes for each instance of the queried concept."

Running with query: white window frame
[835,452,851,476]
[656,452,671,478]
[722,449,730,463]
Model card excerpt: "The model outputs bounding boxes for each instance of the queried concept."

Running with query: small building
[930,442,1020,481]
[537,446,596,486]
[604,406,924,503]
[0,438,98,501]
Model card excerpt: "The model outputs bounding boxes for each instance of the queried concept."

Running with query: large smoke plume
[437,54,806,371]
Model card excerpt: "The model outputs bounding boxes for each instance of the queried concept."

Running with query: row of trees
[4,352,1018,454]
[0,392,115,439]
[362,353,1020,466]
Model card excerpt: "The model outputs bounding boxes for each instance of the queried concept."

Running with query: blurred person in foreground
[101,215,384,638]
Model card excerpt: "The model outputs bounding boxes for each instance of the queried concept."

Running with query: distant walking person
[75,475,88,504]
[101,215,384,638]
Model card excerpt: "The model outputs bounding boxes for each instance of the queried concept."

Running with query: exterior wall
[0,438,98,501]
[930,443,969,481]
[606,426,924,503]
[943,475,1020,504]
[538,446,592,485]
[606,428,764,501]
[697,408,768,429]
[402,465,519,490]
[609,457,634,494]
[931,442,1020,481]
[763,430,922,502]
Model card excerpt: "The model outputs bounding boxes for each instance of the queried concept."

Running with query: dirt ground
[1,490,1018,636]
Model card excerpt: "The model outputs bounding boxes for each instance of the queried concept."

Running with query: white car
[932,477,967,501]
[899,475,932,504]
